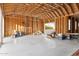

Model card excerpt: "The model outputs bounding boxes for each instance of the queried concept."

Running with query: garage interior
[0,3,79,56]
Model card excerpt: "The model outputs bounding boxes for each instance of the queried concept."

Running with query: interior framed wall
[4,15,44,37]
[67,16,79,33]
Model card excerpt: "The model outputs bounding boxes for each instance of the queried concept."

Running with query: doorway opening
[44,22,55,34]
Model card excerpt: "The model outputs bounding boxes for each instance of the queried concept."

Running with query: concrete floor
[0,34,79,56]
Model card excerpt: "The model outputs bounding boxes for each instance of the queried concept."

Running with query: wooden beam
[64,4,73,15]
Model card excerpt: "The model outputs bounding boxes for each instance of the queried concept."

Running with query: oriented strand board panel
[4,15,25,37]
[4,15,44,37]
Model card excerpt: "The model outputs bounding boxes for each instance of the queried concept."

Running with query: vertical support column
[36,18,39,32]
[60,17,62,33]
[58,17,60,33]
[59,17,61,33]
[0,6,4,44]
[32,17,37,33]
[78,19,79,33]
[76,19,78,33]
[64,16,68,34]
[63,16,65,34]
[42,20,44,33]
[25,16,27,35]
[43,19,46,34]
[33,17,35,33]
[74,17,76,33]
[35,17,38,32]
[32,17,35,33]
[41,19,45,34]
[32,17,33,33]
[55,18,58,33]
[56,18,58,33]
[55,18,56,33]
[29,17,32,34]
[37,19,40,32]
[61,17,64,34]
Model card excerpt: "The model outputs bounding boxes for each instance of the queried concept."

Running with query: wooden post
[64,16,68,34]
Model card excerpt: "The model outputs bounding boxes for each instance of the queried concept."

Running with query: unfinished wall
[55,16,68,34]
[4,15,44,37]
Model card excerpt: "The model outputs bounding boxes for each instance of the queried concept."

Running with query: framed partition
[68,16,79,33]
